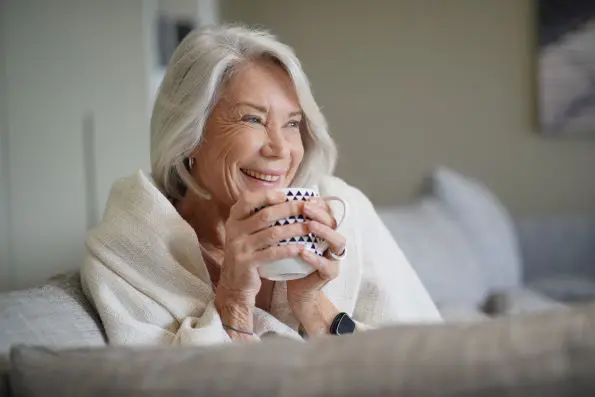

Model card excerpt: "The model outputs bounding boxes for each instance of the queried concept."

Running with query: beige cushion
[9,303,595,397]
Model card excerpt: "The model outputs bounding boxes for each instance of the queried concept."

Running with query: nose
[261,124,290,158]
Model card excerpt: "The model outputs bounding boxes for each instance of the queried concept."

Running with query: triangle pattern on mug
[285,188,319,201]
[273,215,307,227]
[295,234,315,243]
[303,244,324,257]
[275,232,324,256]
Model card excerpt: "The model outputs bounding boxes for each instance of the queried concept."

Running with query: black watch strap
[329,312,356,335]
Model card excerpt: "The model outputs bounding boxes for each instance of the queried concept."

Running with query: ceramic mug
[257,187,349,281]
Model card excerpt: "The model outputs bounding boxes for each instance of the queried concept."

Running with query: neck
[176,191,228,251]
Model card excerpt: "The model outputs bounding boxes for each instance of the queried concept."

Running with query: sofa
[4,301,595,397]
[377,167,595,320]
[1,167,595,396]
[1,272,594,396]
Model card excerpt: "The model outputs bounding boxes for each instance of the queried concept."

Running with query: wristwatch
[329,312,356,335]
[298,312,357,338]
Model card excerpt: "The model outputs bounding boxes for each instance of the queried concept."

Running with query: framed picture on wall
[538,0,595,137]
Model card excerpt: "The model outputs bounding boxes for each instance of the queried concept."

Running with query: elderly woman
[81,25,441,345]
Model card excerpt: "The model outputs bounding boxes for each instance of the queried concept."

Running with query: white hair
[150,24,337,200]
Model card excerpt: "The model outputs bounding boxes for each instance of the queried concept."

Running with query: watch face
[336,313,356,335]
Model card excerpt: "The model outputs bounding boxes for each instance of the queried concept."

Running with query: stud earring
[187,157,195,170]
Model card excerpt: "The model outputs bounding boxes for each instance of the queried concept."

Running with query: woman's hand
[214,189,307,334]
[286,199,346,323]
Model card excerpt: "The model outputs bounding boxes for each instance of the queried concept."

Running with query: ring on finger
[327,246,346,261]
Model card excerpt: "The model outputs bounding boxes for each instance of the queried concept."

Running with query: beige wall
[158,0,198,19]
[2,0,152,290]
[222,0,595,216]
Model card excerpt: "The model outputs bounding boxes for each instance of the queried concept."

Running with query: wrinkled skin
[176,58,346,338]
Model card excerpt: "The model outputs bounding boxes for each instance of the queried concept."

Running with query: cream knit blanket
[81,170,441,346]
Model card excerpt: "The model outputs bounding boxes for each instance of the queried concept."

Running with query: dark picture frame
[538,0,595,137]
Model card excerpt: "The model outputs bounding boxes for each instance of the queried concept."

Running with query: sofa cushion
[0,271,106,355]
[378,198,487,306]
[430,166,522,291]
[9,302,595,397]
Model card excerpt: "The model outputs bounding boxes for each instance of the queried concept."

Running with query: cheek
[223,130,266,169]
[291,134,305,164]
[206,126,259,163]
[194,127,241,183]
[236,131,266,154]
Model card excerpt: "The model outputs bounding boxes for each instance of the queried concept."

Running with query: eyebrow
[236,101,302,118]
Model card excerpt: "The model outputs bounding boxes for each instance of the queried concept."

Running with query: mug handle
[315,196,348,254]
[321,196,349,228]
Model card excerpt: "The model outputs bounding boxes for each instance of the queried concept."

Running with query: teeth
[242,169,280,182]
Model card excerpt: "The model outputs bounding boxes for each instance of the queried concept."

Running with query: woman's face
[192,59,305,208]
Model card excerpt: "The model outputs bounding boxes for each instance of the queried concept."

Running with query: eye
[242,115,264,124]
[286,120,301,129]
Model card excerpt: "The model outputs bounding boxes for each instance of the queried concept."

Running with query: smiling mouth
[241,168,281,182]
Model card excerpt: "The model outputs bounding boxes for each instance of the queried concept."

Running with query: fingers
[308,221,346,256]
[229,190,287,221]
[248,222,310,250]
[303,200,337,229]
[299,250,339,281]
[252,244,303,263]
[241,199,304,234]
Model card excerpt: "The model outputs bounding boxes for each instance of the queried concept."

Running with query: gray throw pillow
[9,303,595,397]
[0,271,106,355]
[378,198,488,306]
[430,167,522,292]
[0,271,106,397]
